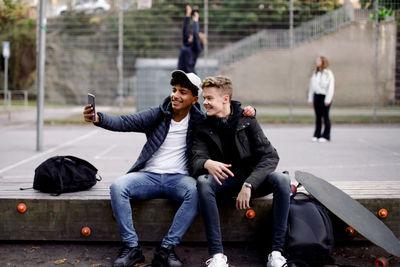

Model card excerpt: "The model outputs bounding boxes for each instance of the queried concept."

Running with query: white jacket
[307,69,335,104]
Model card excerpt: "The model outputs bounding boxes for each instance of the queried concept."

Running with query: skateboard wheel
[378,208,388,219]
[17,203,27,213]
[345,226,355,236]
[245,209,255,219]
[81,227,91,237]
[291,184,297,194]
[374,257,388,267]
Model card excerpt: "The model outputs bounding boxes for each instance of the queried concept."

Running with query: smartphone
[87,93,96,121]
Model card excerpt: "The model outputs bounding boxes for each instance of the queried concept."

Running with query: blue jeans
[197,171,291,255]
[110,171,199,248]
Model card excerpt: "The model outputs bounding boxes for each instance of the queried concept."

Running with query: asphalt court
[1,123,399,186]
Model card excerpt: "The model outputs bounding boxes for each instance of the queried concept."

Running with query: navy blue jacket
[95,96,205,174]
[177,17,203,74]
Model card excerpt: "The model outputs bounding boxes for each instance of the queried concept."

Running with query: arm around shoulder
[244,119,280,190]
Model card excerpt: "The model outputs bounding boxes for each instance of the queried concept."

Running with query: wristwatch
[243,182,252,189]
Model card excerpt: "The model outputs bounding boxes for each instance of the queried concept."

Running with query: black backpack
[32,155,101,195]
[285,192,334,267]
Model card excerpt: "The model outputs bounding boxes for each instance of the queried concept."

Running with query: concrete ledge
[0,196,273,242]
[0,181,399,242]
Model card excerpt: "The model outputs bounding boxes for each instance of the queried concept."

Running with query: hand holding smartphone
[87,93,96,122]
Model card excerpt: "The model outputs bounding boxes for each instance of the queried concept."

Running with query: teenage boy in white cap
[83,71,255,267]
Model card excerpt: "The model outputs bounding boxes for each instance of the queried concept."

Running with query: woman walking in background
[308,56,335,143]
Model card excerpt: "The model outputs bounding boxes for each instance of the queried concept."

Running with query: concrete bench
[0,181,399,242]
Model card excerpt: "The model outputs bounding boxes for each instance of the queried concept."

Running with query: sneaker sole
[113,255,145,267]
[135,255,145,264]
[151,260,167,267]
[151,258,183,267]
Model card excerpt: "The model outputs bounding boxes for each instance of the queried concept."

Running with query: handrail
[212,4,355,67]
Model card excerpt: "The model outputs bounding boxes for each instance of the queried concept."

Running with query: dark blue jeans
[197,171,291,255]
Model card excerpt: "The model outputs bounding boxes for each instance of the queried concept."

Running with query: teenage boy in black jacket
[191,76,291,267]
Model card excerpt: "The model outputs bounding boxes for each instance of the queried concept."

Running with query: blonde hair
[201,76,233,100]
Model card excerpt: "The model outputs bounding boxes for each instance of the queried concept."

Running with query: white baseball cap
[171,70,202,96]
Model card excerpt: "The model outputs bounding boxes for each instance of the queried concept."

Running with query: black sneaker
[152,245,183,267]
[112,245,145,267]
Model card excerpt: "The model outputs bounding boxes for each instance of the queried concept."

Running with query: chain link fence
[2,0,400,108]
[43,0,349,106]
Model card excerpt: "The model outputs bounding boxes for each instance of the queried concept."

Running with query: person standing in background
[177,5,205,74]
[308,56,335,143]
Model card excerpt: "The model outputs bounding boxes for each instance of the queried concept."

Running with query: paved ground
[1,105,400,267]
[1,106,399,184]
[0,241,399,267]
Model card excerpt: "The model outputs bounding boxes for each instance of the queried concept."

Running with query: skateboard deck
[295,171,400,257]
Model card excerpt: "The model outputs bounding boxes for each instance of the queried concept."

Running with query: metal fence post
[24,90,28,109]
[36,0,47,152]
[373,0,379,122]
[2,41,10,107]
[289,0,294,122]
[3,57,8,107]
[204,0,209,75]
[118,0,124,111]
[7,91,11,107]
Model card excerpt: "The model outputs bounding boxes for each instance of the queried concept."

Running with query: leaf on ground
[54,258,67,265]
[29,246,40,253]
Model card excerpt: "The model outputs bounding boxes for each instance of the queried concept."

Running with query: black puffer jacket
[96,96,205,174]
[190,101,279,190]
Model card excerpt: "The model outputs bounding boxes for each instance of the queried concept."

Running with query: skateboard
[294,171,400,260]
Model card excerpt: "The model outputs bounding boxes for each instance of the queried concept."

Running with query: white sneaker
[311,137,318,142]
[267,251,287,267]
[318,137,329,143]
[205,253,229,267]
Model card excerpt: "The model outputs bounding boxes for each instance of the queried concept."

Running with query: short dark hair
[170,76,199,96]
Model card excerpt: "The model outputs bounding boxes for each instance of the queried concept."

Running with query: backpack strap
[19,186,33,190]
[51,157,65,196]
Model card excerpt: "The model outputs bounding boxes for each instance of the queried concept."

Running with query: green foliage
[0,0,36,91]
[369,7,393,21]
[58,11,101,36]
[361,0,400,10]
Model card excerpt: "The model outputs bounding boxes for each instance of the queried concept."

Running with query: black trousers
[313,93,331,140]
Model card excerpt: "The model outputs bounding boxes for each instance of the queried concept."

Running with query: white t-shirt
[142,114,190,175]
